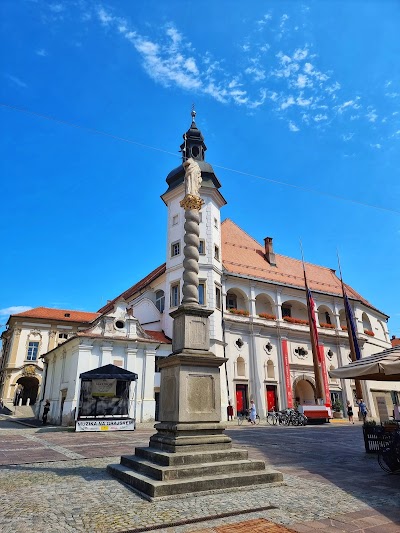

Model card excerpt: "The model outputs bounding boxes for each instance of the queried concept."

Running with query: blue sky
[1,1,400,335]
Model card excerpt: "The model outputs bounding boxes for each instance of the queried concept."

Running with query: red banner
[282,340,293,408]
[319,345,331,407]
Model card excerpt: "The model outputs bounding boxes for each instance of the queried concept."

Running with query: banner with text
[92,379,117,397]
[75,419,135,432]
[282,340,293,408]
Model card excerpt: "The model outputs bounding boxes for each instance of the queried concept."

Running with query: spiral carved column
[180,195,204,306]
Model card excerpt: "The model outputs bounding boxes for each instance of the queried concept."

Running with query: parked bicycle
[237,409,260,425]
[378,429,400,474]
[267,407,307,426]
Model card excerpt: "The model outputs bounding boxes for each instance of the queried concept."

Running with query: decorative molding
[180,194,204,211]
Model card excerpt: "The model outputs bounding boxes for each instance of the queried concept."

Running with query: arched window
[237,356,245,377]
[267,360,275,379]
[155,290,165,313]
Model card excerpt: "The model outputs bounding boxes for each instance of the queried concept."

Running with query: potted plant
[332,399,343,418]
[258,312,276,320]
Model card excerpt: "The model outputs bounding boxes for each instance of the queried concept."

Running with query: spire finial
[191,103,196,123]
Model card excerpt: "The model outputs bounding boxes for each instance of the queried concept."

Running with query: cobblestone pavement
[0,418,399,532]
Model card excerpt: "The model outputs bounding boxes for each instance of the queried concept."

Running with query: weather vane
[191,103,196,123]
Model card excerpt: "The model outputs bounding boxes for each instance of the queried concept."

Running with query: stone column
[152,158,230,450]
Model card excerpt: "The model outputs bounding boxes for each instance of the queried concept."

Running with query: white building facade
[38,301,171,425]
[99,115,398,421]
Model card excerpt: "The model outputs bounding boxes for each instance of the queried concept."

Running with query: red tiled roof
[391,337,400,347]
[221,219,378,311]
[144,330,171,344]
[11,307,100,323]
[97,263,166,314]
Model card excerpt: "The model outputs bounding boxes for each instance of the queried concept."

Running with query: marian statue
[183,158,202,198]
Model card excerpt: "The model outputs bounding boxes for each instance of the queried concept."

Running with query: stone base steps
[135,446,249,466]
[120,454,266,481]
[107,462,283,499]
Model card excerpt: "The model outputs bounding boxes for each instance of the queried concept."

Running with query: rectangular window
[282,306,291,318]
[172,214,178,225]
[58,333,68,339]
[227,295,237,309]
[214,245,220,261]
[198,282,206,305]
[215,286,221,309]
[198,239,205,255]
[171,241,180,257]
[27,341,39,361]
[170,283,180,307]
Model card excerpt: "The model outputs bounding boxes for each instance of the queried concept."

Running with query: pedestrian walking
[249,400,257,425]
[42,399,51,426]
[227,400,234,421]
[357,399,368,422]
[346,400,354,424]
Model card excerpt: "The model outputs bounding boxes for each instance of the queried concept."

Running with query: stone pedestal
[108,305,283,499]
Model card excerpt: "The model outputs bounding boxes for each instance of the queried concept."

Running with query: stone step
[107,463,283,499]
[135,446,249,466]
[120,455,265,481]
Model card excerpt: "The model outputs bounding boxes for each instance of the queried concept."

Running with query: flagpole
[300,241,324,403]
[337,251,363,400]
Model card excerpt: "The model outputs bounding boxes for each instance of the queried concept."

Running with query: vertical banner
[319,345,331,407]
[282,340,293,408]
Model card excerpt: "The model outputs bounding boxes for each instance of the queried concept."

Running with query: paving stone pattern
[0,419,399,532]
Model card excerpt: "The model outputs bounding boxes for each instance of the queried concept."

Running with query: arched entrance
[294,377,316,405]
[15,376,39,405]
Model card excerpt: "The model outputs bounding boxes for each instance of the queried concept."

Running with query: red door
[236,385,248,415]
[266,386,277,411]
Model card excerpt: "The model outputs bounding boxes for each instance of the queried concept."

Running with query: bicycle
[378,429,400,474]
[238,410,260,425]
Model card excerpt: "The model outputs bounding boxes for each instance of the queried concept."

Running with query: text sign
[92,379,117,397]
[76,419,135,432]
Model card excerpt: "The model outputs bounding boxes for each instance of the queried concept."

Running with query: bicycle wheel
[238,415,244,425]
[267,414,277,426]
[255,415,260,425]
[280,414,290,426]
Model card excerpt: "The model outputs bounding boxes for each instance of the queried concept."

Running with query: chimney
[264,237,276,266]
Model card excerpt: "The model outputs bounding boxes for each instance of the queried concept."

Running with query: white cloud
[296,96,312,107]
[370,143,381,149]
[314,114,327,122]
[366,109,378,122]
[293,48,308,61]
[342,133,354,141]
[295,74,310,89]
[36,48,47,56]
[49,3,64,13]
[288,121,299,132]
[0,306,32,316]
[280,96,295,110]
[4,74,27,88]
[245,66,265,81]
[97,7,114,26]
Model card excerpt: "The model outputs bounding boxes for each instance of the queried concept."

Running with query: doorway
[15,376,39,405]
[294,379,315,405]
[235,384,248,415]
[266,385,278,411]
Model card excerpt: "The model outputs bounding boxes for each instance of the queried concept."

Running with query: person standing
[346,400,354,424]
[249,400,257,425]
[357,399,368,422]
[42,400,51,426]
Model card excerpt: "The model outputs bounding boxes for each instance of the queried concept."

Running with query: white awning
[329,347,400,381]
